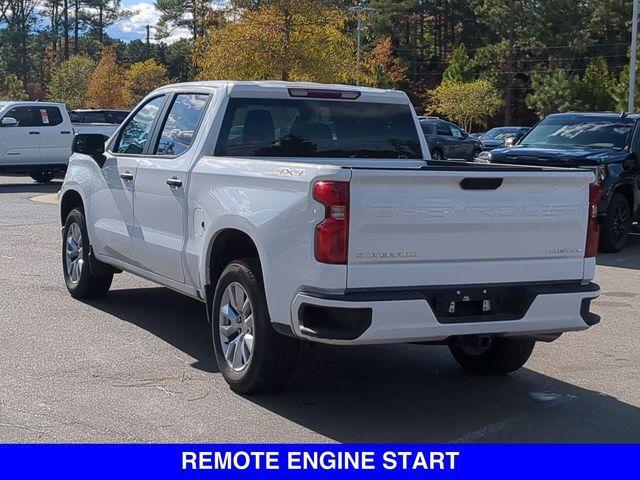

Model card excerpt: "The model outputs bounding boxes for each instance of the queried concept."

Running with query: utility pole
[349,1,375,85]
[629,0,639,112]
[146,25,151,53]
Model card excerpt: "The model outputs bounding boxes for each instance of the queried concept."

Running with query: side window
[114,96,165,154]
[3,107,38,127]
[111,111,129,124]
[421,122,436,135]
[37,107,63,126]
[69,112,82,123]
[436,122,452,136]
[155,94,209,156]
[449,124,464,138]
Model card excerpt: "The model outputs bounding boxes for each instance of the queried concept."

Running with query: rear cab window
[215,98,422,159]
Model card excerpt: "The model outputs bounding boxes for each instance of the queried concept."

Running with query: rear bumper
[290,282,600,345]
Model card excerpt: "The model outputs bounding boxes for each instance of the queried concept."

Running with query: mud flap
[88,246,121,275]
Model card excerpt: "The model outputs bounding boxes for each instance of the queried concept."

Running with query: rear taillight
[585,183,601,257]
[313,181,349,264]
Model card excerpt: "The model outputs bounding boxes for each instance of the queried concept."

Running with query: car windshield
[520,116,634,150]
[215,98,422,159]
[482,127,519,140]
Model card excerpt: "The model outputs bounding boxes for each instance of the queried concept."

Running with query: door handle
[166,177,183,188]
[29,131,40,135]
[120,171,134,181]
[60,131,71,135]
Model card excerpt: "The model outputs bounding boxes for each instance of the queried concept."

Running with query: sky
[106,0,192,44]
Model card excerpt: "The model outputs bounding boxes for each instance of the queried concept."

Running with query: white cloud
[107,2,192,45]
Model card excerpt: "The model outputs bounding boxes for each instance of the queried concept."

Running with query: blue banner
[0,444,636,479]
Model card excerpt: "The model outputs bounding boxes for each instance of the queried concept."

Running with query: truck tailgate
[347,168,593,289]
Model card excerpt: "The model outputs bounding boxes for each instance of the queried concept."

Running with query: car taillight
[313,181,349,264]
[585,183,601,257]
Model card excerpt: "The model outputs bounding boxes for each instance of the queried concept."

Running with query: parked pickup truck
[0,101,119,183]
[60,81,601,394]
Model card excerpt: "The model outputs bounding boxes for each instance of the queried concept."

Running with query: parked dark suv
[478,112,640,252]
[419,117,483,161]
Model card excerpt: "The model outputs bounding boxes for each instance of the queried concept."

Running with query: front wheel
[212,259,299,394]
[449,336,535,375]
[600,193,631,253]
[62,208,113,298]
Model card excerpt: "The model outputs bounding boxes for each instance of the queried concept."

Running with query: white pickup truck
[0,101,118,183]
[59,81,601,394]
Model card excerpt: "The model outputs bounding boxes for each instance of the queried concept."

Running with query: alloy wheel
[65,222,83,284]
[218,282,255,371]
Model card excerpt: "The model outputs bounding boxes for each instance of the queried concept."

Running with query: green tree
[48,55,97,109]
[526,69,574,119]
[0,74,28,100]
[427,79,503,132]
[572,57,615,112]
[443,43,474,83]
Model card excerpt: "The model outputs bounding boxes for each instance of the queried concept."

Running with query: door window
[436,123,452,136]
[83,111,109,123]
[114,96,165,154]
[155,94,209,156]
[2,107,38,127]
[36,107,63,126]
[449,124,464,138]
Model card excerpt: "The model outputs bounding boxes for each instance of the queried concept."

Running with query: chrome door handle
[166,177,183,188]
[120,171,134,181]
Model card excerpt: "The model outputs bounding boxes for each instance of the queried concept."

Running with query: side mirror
[73,133,107,166]
[1,117,18,127]
[504,137,517,147]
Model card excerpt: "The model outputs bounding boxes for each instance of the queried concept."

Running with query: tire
[600,193,631,253]
[211,259,299,394]
[449,336,535,375]
[30,170,56,184]
[62,208,113,299]
[431,149,445,161]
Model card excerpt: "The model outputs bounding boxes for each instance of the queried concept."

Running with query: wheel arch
[614,183,634,212]
[60,189,85,225]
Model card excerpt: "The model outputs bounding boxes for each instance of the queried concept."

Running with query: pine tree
[442,44,474,83]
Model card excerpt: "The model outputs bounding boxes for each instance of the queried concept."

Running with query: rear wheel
[62,208,113,298]
[212,259,299,394]
[30,170,56,183]
[449,336,535,375]
[600,193,631,253]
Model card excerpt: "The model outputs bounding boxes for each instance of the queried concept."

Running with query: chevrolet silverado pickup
[0,101,118,183]
[59,81,601,394]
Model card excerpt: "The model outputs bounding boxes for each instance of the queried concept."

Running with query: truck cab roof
[153,80,411,104]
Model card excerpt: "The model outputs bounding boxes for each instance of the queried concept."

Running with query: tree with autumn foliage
[84,49,128,109]
[427,79,503,132]
[48,55,97,109]
[125,59,169,106]
[195,0,355,83]
[362,36,408,89]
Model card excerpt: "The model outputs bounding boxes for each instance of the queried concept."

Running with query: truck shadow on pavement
[86,286,640,443]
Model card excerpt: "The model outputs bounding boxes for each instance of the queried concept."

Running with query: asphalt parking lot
[0,175,639,443]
